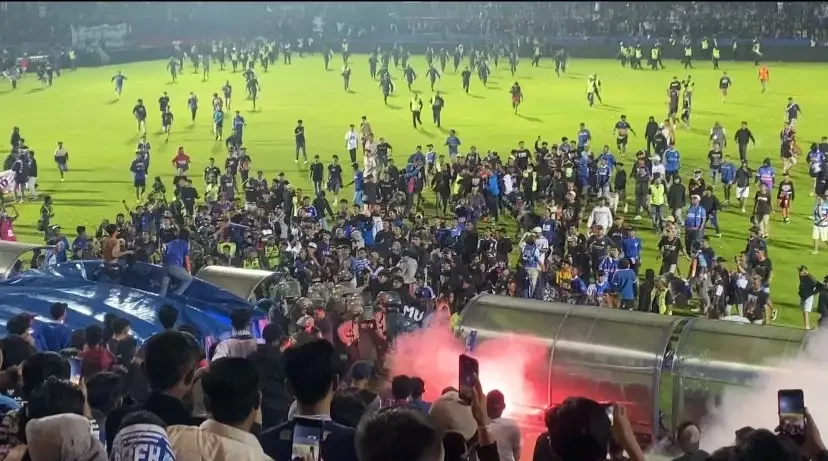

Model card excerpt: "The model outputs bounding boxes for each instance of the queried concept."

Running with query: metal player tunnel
[456,294,808,441]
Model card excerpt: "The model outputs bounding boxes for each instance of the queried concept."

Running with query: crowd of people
[5,104,828,332]
[3,2,828,55]
[0,309,825,461]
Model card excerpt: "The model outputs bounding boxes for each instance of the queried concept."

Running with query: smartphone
[605,403,614,425]
[292,417,323,461]
[68,358,81,385]
[778,389,806,445]
[458,353,479,403]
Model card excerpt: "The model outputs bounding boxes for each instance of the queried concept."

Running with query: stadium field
[1,55,826,328]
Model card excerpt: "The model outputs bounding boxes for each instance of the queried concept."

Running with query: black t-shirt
[658,236,683,264]
[294,125,305,142]
[745,289,768,321]
[587,235,612,260]
[751,258,773,283]
[376,142,392,158]
[133,104,147,120]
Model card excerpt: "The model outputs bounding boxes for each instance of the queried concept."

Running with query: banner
[70,23,131,48]
[0,170,15,194]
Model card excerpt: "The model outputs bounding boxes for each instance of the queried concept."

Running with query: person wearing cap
[798,266,820,330]
[684,194,706,253]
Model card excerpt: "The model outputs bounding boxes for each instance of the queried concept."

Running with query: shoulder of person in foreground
[258,418,357,461]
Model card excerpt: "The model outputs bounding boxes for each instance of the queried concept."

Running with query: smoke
[386,324,549,412]
[699,328,828,452]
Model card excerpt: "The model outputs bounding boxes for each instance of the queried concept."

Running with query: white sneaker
[634,215,642,220]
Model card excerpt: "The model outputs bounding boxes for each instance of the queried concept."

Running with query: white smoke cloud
[700,328,828,451]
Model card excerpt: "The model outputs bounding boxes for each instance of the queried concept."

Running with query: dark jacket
[799,274,820,301]
[667,183,686,210]
[247,344,293,430]
[105,391,204,450]
[258,418,358,461]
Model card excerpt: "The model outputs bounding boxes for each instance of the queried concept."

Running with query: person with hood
[637,269,657,313]
[7,413,107,461]
[667,175,687,224]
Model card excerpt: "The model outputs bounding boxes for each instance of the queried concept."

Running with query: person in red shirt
[79,324,116,378]
[171,146,191,173]
[0,204,19,242]
[758,65,769,93]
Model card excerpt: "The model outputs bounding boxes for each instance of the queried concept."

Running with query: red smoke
[386,324,550,417]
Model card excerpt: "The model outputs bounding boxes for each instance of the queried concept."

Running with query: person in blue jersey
[684,194,707,253]
[720,155,736,205]
[520,233,544,299]
[663,143,681,182]
[611,258,638,310]
[595,157,612,199]
[232,110,246,144]
[784,97,802,127]
[756,157,776,191]
[598,247,620,281]
[346,166,365,208]
[576,122,592,152]
[212,108,224,141]
[187,92,198,124]
[129,152,148,200]
[111,71,127,99]
[621,227,642,273]
[159,228,193,297]
[33,302,72,352]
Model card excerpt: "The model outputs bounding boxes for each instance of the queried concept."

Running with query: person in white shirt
[587,198,613,231]
[345,124,359,168]
[503,173,514,196]
[651,155,666,179]
[363,134,377,177]
[486,390,521,461]
[54,141,69,181]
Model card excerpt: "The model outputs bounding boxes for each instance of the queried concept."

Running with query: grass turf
[1,54,825,328]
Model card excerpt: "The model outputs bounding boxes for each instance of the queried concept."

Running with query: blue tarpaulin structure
[0,261,265,344]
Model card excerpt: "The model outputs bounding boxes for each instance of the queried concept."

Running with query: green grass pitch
[1,54,826,328]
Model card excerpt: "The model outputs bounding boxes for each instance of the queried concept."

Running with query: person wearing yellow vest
[700,37,709,57]
[618,42,629,67]
[633,45,643,70]
[68,49,77,71]
[711,46,721,70]
[242,249,261,269]
[649,176,667,231]
[650,47,659,70]
[683,44,693,69]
